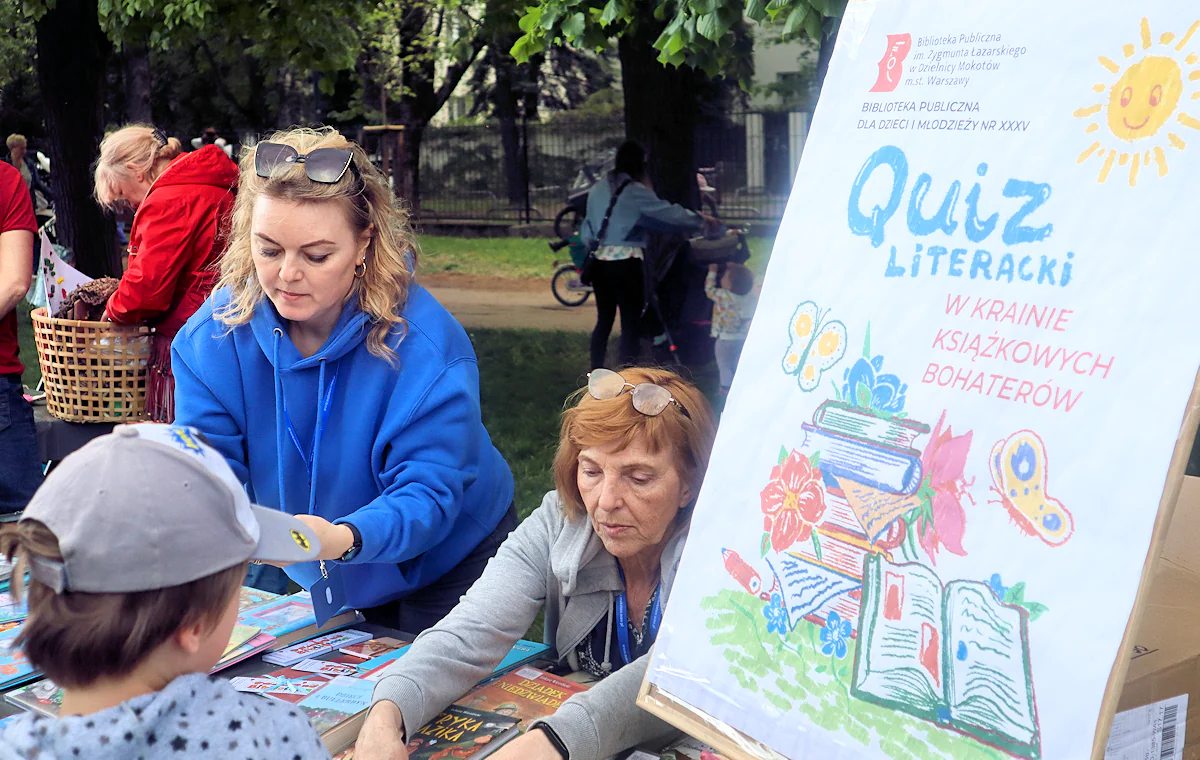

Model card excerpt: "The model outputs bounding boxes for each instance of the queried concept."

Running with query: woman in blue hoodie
[172,127,516,633]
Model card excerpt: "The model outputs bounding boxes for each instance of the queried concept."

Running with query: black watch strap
[338,522,363,562]
[533,723,569,760]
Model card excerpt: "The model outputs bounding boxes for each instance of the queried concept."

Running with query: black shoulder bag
[579,179,632,287]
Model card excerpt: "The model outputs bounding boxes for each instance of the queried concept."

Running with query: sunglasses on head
[587,369,690,418]
[254,142,354,184]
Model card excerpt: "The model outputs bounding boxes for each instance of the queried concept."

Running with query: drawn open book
[852,555,1040,759]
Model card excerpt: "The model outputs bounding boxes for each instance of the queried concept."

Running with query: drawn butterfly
[781,301,847,391]
[988,430,1074,546]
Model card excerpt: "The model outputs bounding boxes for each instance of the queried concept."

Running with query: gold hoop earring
[354,259,367,279]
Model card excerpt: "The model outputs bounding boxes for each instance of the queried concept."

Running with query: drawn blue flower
[841,355,907,413]
[987,573,1010,600]
[762,593,789,636]
[820,610,852,659]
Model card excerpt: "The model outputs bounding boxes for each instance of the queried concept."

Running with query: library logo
[871,33,913,93]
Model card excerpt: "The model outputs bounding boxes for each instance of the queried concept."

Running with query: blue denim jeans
[0,375,42,514]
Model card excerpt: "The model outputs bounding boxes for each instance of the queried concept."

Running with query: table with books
[0,581,729,759]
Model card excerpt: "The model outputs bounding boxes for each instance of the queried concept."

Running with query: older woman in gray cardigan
[356,367,717,760]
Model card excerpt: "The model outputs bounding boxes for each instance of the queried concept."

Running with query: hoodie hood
[250,294,373,370]
[0,673,329,760]
[151,143,238,194]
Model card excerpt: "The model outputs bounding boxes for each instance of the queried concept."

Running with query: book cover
[295,675,376,737]
[0,591,28,625]
[222,624,260,658]
[406,705,519,760]
[813,400,930,451]
[852,555,1039,758]
[262,629,373,666]
[455,666,588,731]
[492,640,551,676]
[5,678,62,718]
[0,624,37,690]
[212,632,276,672]
[798,423,923,496]
[236,593,318,637]
[341,637,408,660]
[238,586,282,612]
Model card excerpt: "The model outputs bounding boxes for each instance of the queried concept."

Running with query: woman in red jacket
[93,125,238,422]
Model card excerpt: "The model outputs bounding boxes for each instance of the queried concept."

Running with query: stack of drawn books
[769,401,930,635]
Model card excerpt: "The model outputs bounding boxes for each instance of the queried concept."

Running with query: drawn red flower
[916,411,975,562]
[760,450,827,552]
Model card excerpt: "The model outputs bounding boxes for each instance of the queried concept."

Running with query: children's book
[4,678,63,718]
[456,666,589,730]
[222,624,261,658]
[0,591,28,625]
[454,666,589,758]
[236,591,361,649]
[295,675,377,753]
[262,629,373,666]
[238,586,282,612]
[0,624,37,690]
[340,637,407,660]
[211,632,276,672]
[405,705,519,760]
[852,554,1039,759]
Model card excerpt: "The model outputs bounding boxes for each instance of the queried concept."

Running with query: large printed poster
[647,2,1200,758]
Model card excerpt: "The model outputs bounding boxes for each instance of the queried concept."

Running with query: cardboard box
[1115,477,1200,759]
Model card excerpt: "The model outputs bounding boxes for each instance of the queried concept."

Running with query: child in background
[706,262,757,396]
[0,424,328,760]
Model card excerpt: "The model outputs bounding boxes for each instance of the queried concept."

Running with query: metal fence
[416,110,810,224]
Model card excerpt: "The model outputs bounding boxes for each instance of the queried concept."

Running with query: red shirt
[0,161,36,376]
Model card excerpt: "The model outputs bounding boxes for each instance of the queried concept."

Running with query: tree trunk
[123,45,153,124]
[618,14,701,208]
[490,44,526,207]
[35,0,118,277]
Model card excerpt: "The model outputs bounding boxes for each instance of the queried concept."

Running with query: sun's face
[1107,56,1183,139]
[1075,18,1200,186]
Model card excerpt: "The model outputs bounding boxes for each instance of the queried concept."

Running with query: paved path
[420,274,598,333]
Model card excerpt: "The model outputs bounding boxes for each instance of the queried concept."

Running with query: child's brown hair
[724,263,755,296]
[0,520,246,688]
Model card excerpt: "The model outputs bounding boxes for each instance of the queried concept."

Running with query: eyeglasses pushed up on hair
[587,369,690,418]
[254,142,354,184]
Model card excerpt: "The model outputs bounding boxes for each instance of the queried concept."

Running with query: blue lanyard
[281,364,339,514]
[615,568,663,666]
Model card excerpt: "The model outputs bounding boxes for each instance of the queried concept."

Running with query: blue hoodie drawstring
[273,329,287,510]
[308,359,328,515]
[272,328,338,517]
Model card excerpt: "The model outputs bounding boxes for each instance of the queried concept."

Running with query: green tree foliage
[511,0,845,79]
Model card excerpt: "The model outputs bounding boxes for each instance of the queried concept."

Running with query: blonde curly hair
[215,127,417,362]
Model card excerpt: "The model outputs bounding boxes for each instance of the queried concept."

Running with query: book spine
[800,424,922,495]
[813,403,927,450]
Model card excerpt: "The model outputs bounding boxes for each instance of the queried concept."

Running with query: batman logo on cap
[168,428,204,454]
[291,530,310,551]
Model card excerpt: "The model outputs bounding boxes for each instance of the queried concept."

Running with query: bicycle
[548,236,592,307]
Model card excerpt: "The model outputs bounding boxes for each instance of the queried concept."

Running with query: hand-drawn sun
[1075,18,1200,186]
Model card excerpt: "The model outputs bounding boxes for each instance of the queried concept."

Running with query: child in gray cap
[0,423,331,759]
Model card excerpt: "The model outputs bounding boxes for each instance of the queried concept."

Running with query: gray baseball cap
[22,423,321,594]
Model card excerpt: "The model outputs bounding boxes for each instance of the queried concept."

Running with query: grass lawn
[419,234,776,280]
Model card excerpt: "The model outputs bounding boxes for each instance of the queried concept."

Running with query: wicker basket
[30,308,153,423]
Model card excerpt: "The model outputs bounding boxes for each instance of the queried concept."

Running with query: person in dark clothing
[580,141,709,370]
[5,134,53,215]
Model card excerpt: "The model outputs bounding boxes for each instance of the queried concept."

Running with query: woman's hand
[354,702,409,760]
[293,514,355,561]
[486,728,565,760]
